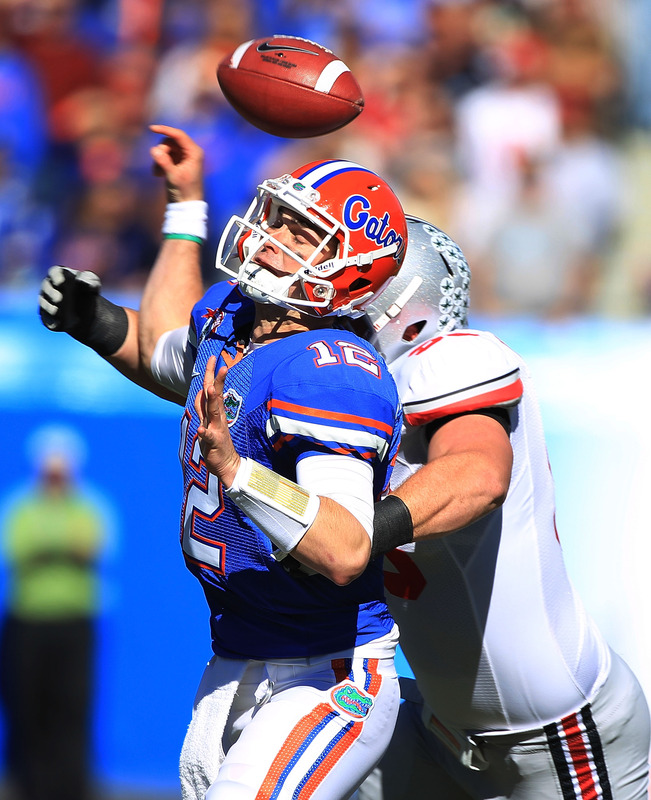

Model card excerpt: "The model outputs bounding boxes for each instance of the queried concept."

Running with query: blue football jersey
[179,280,401,659]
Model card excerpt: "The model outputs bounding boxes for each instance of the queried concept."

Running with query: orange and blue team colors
[254,658,384,799]
[179,280,402,660]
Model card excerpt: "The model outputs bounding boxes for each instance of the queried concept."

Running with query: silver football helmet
[365,215,471,363]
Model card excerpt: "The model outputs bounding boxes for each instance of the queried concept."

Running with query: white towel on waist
[180,656,248,800]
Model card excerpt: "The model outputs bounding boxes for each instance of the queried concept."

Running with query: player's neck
[251,304,330,345]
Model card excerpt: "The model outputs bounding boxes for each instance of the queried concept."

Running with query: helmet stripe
[296,160,377,189]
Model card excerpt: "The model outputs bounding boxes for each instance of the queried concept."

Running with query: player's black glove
[39,266,129,357]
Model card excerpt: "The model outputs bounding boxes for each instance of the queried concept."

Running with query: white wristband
[162,200,208,242]
[225,457,321,553]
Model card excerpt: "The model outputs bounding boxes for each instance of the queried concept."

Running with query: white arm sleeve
[226,453,374,556]
[297,454,375,541]
[150,325,192,396]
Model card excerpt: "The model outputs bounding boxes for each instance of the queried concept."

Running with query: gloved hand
[38,266,128,356]
[39,266,102,334]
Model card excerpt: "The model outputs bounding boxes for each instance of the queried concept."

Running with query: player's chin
[251,258,287,276]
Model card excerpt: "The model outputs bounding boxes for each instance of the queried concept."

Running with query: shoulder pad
[263,330,400,462]
[392,330,523,426]
[273,329,389,388]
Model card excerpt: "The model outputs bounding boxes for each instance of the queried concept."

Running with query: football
[217,35,364,138]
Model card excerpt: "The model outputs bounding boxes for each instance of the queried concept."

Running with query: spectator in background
[469,153,597,316]
[269,0,348,48]
[2,0,168,289]
[147,0,289,264]
[0,432,107,800]
[451,3,627,318]
[0,6,47,181]
[149,0,253,125]
[623,0,651,131]
[6,0,104,138]
[424,0,491,100]
[50,128,162,290]
[0,1,53,285]
[52,169,161,290]
[335,0,430,53]
[453,22,562,259]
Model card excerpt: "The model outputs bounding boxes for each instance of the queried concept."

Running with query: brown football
[217,35,364,138]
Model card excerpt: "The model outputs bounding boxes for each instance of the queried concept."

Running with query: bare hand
[149,124,204,203]
[194,356,241,488]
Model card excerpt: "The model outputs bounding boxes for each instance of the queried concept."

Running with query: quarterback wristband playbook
[370,494,414,560]
[162,200,208,245]
[225,458,321,553]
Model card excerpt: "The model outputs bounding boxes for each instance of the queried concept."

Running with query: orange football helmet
[216,159,407,317]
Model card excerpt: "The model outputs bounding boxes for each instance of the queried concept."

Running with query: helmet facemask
[216,175,359,316]
[216,164,406,318]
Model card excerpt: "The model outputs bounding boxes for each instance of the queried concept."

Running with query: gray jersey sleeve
[150,325,192,397]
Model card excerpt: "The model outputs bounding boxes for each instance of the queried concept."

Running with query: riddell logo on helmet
[343,195,405,256]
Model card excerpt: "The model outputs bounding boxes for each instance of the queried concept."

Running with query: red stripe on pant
[561,711,600,800]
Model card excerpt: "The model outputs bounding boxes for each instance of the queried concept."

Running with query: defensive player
[355,216,651,799]
[39,126,407,800]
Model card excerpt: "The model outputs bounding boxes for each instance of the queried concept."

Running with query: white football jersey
[385,329,610,734]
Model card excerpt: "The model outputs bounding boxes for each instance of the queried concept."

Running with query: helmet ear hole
[363,216,471,362]
[349,277,372,294]
[440,252,455,278]
[403,320,427,342]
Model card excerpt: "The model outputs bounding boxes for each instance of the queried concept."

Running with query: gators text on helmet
[216,159,408,318]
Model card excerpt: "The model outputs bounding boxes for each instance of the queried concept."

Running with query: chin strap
[371,276,423,332]
[345,242,398,268]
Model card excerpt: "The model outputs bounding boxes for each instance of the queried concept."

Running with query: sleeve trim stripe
[269,398,395,437]
[273,434,377,460]
[266,416,390,461]
[404,376,523,427]
[403,367,520,411]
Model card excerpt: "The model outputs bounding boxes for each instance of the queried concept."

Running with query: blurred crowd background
[1,0,650,319]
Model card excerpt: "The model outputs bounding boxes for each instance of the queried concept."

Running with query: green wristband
[164,233,204,245]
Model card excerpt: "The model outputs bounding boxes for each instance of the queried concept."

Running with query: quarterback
[39,126,406,800]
